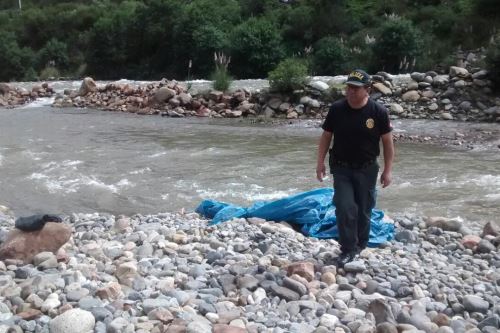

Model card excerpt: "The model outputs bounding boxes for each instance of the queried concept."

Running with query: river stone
[79,77,97,96]
[482,221,499,237]
[344,260,366,272]
[402,91,420,102]
[476,239,495,253]
[49,308,95,333]
[410,72,426,82]
[376,322,397,333]
[463,295,489,313]
[270,284,299,301]
[390,103,404,114]
[450,66,469,78]
[373,83,392,95]
[440,112,453,120]
[309,81,329,91]
[154,87,176,104]
[287,262,314,281]
[319,314,339,329]
[0,222,71,263]
[424,216,462,231]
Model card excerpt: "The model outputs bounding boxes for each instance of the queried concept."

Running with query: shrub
[486,35,500,91]
[39,66,60,80]
[371,18,424,73]
[211,68,232,92]
[36,38,69,70]
[229,17,285,78]
[211,52,232,92]
[268,58,309,93]
[312,36,349,75]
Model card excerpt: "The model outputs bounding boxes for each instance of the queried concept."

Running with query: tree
[312,36,349,75]
[0,31,35,81]
[268,58,309,92]
[486,35,500,91]
[229,17,285,78]
[36,38,69,70]
[372,18,424,73]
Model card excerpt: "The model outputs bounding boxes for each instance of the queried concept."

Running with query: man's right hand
[316,163,326,182]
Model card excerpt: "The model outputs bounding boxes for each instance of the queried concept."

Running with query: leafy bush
[36,38,69,70]
[39,66,60,80]
[211,67,232,92]
[229,17,285,78]
[486,35,500,91]
[0,31,35,81]
[268,58,309,93]
[371,18,424,73]
[312,36,349,75]
[211,52,232,92]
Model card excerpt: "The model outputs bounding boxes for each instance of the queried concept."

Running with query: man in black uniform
[316,69,394,267]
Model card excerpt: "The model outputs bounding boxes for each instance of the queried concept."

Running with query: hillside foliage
[0,0,498,81]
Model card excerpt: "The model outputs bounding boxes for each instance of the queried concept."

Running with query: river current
[0,103,499,227]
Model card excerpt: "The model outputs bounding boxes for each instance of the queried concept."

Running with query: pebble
[0,211,495,332]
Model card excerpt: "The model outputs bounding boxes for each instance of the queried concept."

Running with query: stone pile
[51,64,500,123]
[372,66,500,122]
[0,83,55,108]
[0,209,498,333]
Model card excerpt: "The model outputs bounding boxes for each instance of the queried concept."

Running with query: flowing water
[0,104,499,228]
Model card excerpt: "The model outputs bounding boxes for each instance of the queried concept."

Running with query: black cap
[345,69,371,86]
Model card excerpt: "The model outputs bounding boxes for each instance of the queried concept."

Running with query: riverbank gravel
[0,211,498,333]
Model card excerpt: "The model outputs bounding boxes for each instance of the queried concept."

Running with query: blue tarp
[196,188,394,247]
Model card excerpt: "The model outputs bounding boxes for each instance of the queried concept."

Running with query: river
[0,104,499,228]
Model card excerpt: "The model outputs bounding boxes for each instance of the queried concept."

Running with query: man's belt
[332,159,376,169]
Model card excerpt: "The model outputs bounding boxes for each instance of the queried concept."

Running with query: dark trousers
[332,162,379,253]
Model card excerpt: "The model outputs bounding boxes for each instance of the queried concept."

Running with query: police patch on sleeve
[366,118,374,129]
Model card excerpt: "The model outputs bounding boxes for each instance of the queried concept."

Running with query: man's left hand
[380,170,392,188]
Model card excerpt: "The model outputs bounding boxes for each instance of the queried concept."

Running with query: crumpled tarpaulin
[196,188,394,247]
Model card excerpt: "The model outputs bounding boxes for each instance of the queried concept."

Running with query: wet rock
[0,222,71,263]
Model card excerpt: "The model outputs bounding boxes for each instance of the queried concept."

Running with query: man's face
[346,84,369,104]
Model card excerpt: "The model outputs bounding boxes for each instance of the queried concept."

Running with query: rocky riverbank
[0,208,498,333]
[2,65,500,123]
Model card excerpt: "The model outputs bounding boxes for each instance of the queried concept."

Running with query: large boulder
[0,222,72,263]
[79,77,97,96]
[424,216,462,232]
[154,87,176,104]
[49,308,95,333]
[449,66,469,78]
[0,83,11,95]
[372,82,392,95]
[402,90,420,102]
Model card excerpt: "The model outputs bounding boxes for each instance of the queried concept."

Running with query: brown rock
[402,90,420,102]
[196,107,211,117]
[432,313,450,326]
[0,82,11,95]
[154,87,176,104]
[482,221,499,237]
[286,261,315,282]
[148,308,174,323]
[462,235,481,249]
[0,222,72,263]
[17,308,42,320]
[79,77,97,96]
[96,282,123,300]
[208,91,223,102]
[213,324,247,333]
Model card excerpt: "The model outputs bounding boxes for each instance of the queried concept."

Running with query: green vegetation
[0,0,497,81]
[486,35,500,91]
[268,58,309,93]
[211,52,232,92]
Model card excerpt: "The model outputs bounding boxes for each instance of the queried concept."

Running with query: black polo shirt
[322,98,391,165]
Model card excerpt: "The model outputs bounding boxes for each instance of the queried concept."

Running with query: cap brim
[345,81,366,87]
